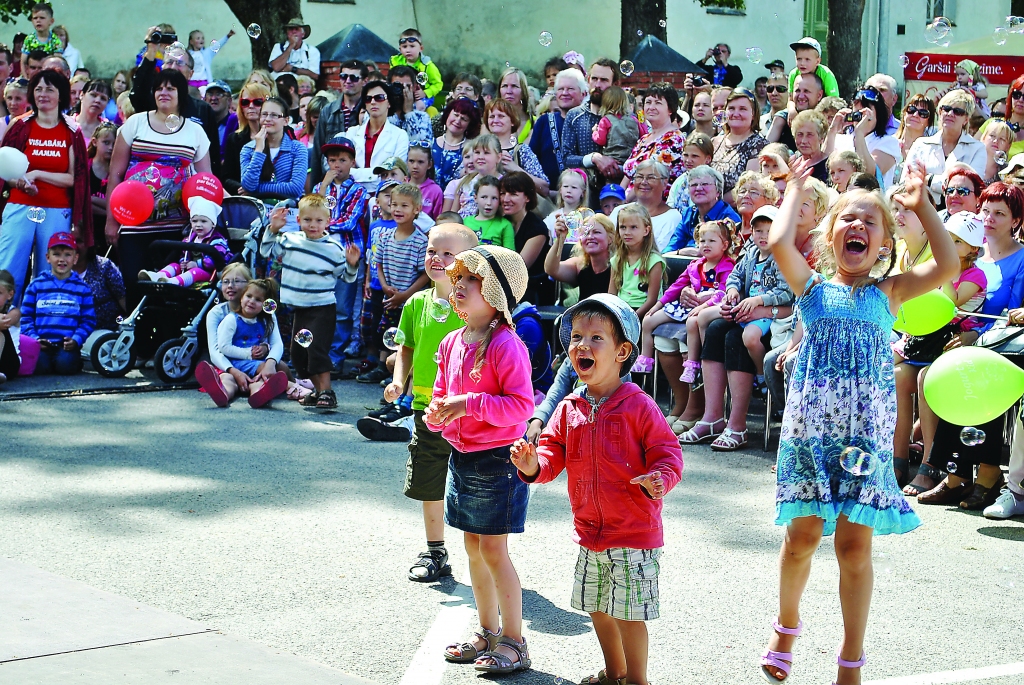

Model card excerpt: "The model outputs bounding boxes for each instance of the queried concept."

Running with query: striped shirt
[21,272,96,347]
[240,136,308,200]
[260,231,358,308]
[375,226,428,293]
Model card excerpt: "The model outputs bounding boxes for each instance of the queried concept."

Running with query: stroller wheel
[90,331,136,378]
[155,337,198,383]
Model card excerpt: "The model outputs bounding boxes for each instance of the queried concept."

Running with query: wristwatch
[771,306,779,319]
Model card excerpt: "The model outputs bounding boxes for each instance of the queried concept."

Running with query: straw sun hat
[446,246,528,326]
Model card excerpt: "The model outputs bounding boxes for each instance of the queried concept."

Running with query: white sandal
[679,418,725,444]
[711,428,748,451]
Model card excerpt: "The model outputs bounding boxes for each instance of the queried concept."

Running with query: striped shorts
[571,546,662,621]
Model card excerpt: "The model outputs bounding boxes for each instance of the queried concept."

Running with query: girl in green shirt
[609,202,665,318]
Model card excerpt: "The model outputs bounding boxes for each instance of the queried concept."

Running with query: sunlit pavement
[1,382,1022,684]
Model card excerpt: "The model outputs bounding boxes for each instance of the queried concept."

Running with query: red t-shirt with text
[9,119,72,208]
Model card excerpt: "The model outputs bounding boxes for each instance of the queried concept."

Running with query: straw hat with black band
[446,246,528,328]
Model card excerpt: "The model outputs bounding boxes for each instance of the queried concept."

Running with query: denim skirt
[444,444,529,535]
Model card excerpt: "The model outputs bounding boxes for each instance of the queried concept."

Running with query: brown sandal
[580,669,626,685]
[960,476,1006,510]
[918,479,974,505]
[444,627,499,663]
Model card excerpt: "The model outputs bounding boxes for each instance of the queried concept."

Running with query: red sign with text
[903,52,1024,85]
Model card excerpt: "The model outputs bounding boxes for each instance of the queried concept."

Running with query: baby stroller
[90,197,268,382]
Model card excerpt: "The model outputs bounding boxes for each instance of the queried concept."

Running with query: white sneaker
[983,488,1024,519]
[138,269,157,281]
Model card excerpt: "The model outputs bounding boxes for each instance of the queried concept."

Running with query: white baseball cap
[751,205,779,223]
[945,211,985,248]
[790,37,822,55]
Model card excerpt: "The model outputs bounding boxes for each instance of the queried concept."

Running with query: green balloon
[893,290,956,336]
[923,347,1024,425]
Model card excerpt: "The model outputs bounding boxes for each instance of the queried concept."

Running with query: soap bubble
[564,210,583,236]
[924,20,950,44]
[116,315,124,325]
[246,24,262,39]
[144,165,160,183]
[210,40,220,54]
[994,27,1009,45]
[429,297,452,322]
[383,327,406,350]
[619,60,635,77]
[933,16,951,33]
[27,207,45,223]
[659,19,667,28]
[960,426,986,446]
[165,114,182,130]
[746,47,763,64]
[995,150,1009,166]
[713,111,726,128]
[294,329,313,347]
[538,31,553,47]
[946,459,958,474]
[872,551,893,575]
[262,299,277,314]
[416,71,428,86]
[1011,16,1024,34]
[324,195,337,210]
[899,54,910,68]
[637,29,643,36]
[169,41,186,53]
[840,446,877,476]
[434,351,442,364]
[936,37,951,48]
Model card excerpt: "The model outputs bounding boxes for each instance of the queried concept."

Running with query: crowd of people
[0,4,1022,683]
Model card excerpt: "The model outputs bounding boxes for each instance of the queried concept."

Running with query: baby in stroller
[139,197,231,287]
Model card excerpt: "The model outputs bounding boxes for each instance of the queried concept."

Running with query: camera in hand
[692,75,706,87]
[844,111,863,123]
[712,47,721,57]
[147,31,178,45]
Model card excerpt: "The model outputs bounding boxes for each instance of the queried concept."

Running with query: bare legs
[590,611,650,685]
[464,532,525,666]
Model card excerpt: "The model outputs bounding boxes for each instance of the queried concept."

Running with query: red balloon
[109,180,155,226]
[182,172,224,206]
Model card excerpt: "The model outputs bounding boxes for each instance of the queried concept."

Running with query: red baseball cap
[47,231,77,250]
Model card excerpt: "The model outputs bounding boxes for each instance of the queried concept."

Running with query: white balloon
[0,147,29,182]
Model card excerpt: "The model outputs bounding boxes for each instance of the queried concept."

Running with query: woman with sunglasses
[902,89,986,204]
[223,82,271,195]
[345,80,409,193]
[939,167,984,221]
[710,87,768,202]
[978,74,1024,161]
[829,84,902,189]
[895,95,936,163]
[239,97,307,204]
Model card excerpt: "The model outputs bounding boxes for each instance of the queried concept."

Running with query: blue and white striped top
[260,231,358,308]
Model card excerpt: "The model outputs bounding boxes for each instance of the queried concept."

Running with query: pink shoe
[631,355,654,374]
[195,361,230,407]
[760,619,802,682]
[248,371,288,408]
[680,360,700,383]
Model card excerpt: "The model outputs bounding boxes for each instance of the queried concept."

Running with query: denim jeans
[34,346,83,375]
[330,259,365,365]
[0,203,73,304]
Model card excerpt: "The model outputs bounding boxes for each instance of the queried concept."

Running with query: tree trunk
[222,0,301,73]
[620,0,668,61]
[827,0,867,98]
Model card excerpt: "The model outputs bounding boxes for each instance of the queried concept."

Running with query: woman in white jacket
[902,89,987,205]
[346,80,409,193]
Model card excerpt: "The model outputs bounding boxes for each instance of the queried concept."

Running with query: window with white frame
[927,0,957,24]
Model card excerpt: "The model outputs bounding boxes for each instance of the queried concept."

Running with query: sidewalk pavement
[0,556,375,684]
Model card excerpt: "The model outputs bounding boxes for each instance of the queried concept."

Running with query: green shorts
[404,410,452,501]
[571,546,662,621]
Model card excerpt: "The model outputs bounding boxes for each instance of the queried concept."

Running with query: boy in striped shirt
[21,232,95,375]
[261,194,360,409]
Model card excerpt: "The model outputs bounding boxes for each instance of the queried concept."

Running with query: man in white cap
[269,17,320,80]
[787,37,839,98]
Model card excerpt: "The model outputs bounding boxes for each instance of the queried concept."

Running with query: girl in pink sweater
[425,246,536,675]
[633,219,738,373]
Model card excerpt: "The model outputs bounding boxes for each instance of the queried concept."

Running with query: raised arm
[767,161,816,293]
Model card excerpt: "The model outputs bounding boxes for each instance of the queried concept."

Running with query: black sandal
[408,550,452,583]
[903,462,943,496]
[893,457,910,488]
[315,389,337,409]
[299,391,321,407]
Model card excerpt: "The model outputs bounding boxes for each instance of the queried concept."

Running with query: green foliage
[0,0,35,25]
[696,0,746,10]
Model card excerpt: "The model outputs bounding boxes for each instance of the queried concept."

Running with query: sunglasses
[943,186,974,197]
[939,104,967,117]
[367,93,390,103]
[340,74,361,82]
[410,140,432,149]
[855,88,881,102]
[240,98,264,108]
[904,105,930,117]
[765,85,787,94]
[5,77,27,87]
[994,117,1022,132]
[398,37,420,45]
[1012,90,1024,101]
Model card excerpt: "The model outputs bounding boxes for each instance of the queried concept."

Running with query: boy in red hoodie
[511,293,683,685]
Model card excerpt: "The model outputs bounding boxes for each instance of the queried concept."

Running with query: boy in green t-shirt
[389,28,443,102]
[362,223,479,583]
[787,37,840,98]
[463,175,514,249]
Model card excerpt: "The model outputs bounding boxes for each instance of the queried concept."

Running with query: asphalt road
[1,379,1022,684]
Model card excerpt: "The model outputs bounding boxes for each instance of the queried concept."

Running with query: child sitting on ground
[634,219,738,375]
[591,85,641,165]
[463,175,514,248]
[20,232,95,376]
[367,224,479,583]
[511,293,683,685]
[260,194,360,409]
[139,197,231,286]
[195,278,291,408]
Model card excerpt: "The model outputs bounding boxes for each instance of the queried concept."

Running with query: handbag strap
[548,112,563,170]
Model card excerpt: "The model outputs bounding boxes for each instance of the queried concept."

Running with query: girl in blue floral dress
[759,161,959,685]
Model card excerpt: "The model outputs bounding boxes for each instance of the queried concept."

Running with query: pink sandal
[680,359,700,383]
[759,619,802,682]
[631,355,654,374]
[832,652,866,685]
